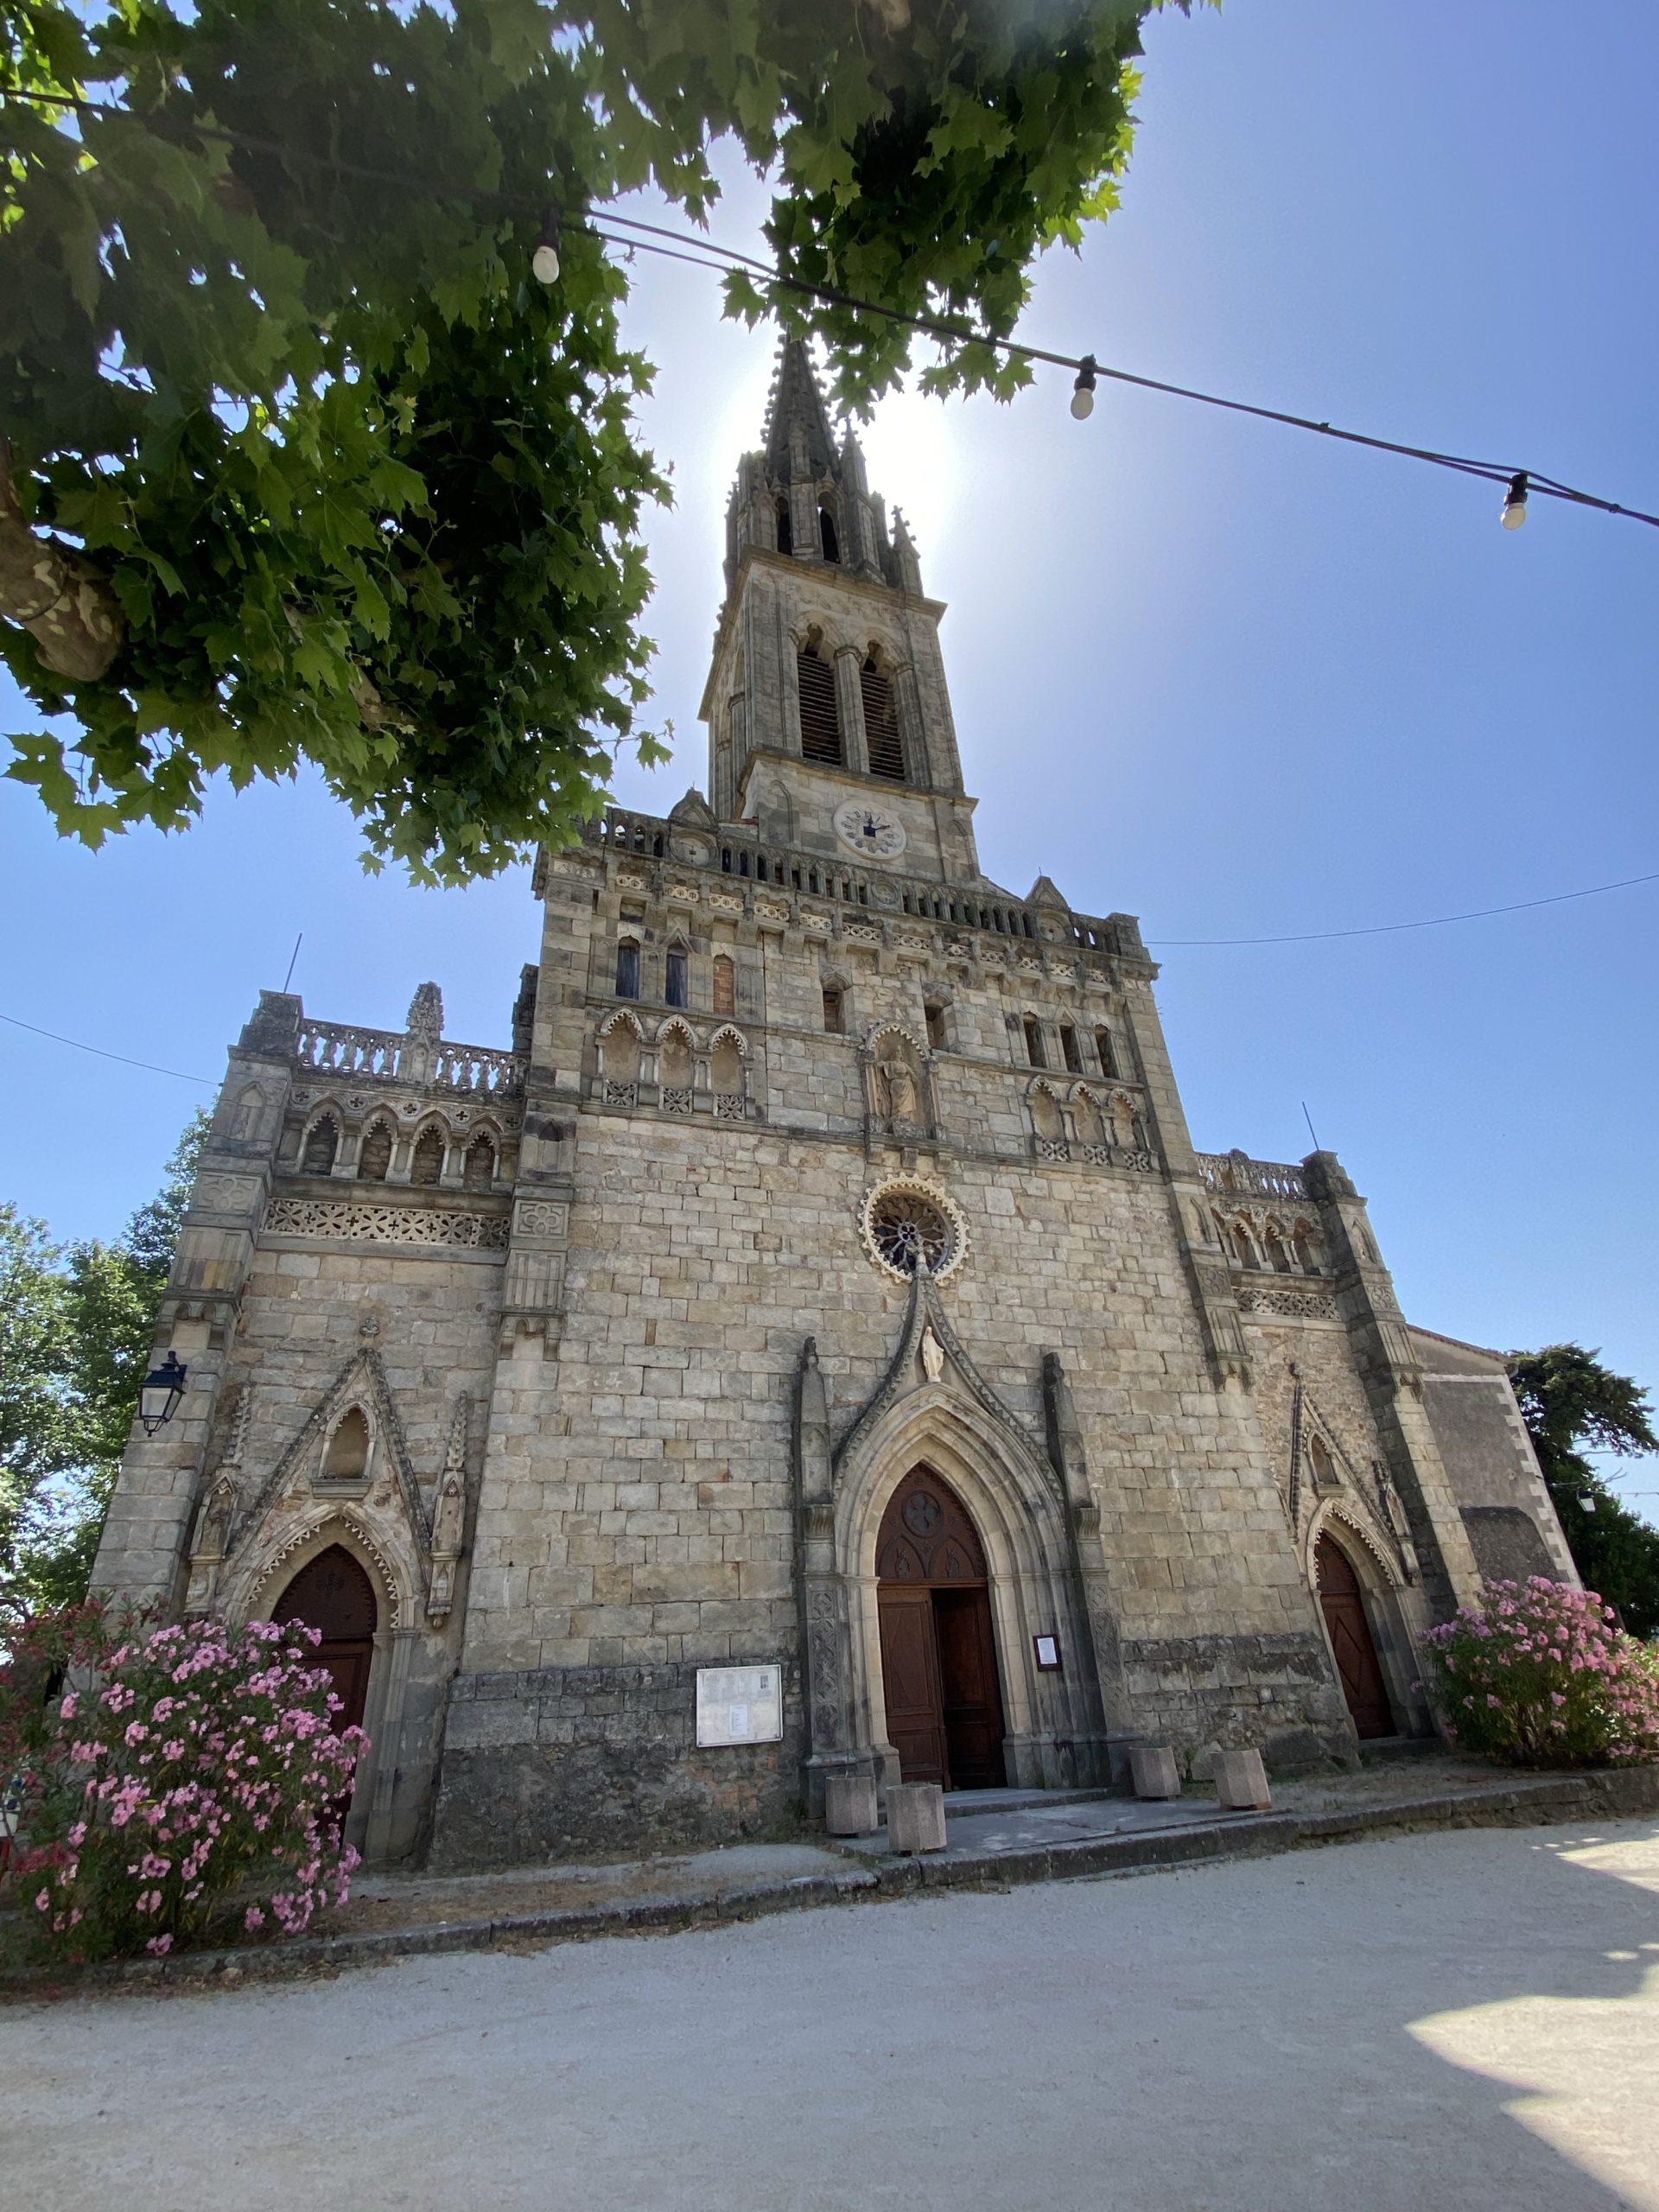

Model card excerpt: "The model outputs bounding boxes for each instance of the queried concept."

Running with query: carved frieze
[263,1198,508,1249]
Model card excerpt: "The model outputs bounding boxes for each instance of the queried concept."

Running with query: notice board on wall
[696,1664,784,1747]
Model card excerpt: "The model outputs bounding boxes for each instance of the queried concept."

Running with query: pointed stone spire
[891,505,923,595]
[763,337,841,481]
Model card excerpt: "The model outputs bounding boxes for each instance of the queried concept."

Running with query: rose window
[859,1179,968,1284]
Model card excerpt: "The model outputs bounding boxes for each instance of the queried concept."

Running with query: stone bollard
[1212,1748,1272,1812]
[886,1781,948,1855]
[1129,1745,1183,1801]
[823,1775,880,1837]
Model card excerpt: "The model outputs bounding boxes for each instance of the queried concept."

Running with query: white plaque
[696,1664,784,1748]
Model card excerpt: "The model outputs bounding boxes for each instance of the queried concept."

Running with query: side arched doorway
[1315,1531,1395,1738]
[876,1469,1006,1789]
[272,1544,378,1736]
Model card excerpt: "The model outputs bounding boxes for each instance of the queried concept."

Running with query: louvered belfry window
[797,646,842,766]
[861,658,904,781]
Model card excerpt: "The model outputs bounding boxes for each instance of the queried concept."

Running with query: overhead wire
[0,1009,215,1085]
[1145,868,1659,948]
[4,83,1657,528]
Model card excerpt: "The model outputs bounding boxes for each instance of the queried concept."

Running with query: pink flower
[59,1692,78,1719]
[146,1934,173,1955]
[244,1905,265,1931]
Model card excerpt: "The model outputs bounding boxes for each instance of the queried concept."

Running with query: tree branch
[0,437,126,683]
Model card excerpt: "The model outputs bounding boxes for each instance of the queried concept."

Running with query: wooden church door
[273,1544,378,1735]
[1315,1532,1394,1739]
[876,1471,1007,1789]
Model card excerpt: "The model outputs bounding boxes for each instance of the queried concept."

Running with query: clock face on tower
[833,801,907,859]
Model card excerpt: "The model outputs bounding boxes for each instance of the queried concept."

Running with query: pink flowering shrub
[1421,1577,1659,1769]
[0,1601,365,1963]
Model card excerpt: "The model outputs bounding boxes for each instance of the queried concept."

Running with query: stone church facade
[93,344,1573,1869]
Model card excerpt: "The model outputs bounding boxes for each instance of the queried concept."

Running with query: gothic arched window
[797,639,842,766]
[774,496,792,556]
[1022,1016,1046,1070]
[1059,1023,1082,1073]
[615,938,640,999]
[925,1001,946,1051]
[1095,1027,1118,1078]
[410,1125,446,1186]
[822,986,844,1034]
[819,505,840,563]
[463,1134,496,1191]
[665,945,689,1009]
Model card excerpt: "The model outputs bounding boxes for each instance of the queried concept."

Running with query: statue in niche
[1373,1460,1408,1541]
[876,1047,921,1126]
[192,1477,235,1561]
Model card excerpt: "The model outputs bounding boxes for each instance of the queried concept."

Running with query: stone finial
[405,982,444,1041]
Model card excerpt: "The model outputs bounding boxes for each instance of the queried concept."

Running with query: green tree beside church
[0,1115,206,1617]
[1506,1344,1659,1637]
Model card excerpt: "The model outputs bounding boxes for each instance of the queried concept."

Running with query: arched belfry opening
[875,1468,1007,1789]
[1314,1529,1395,1738]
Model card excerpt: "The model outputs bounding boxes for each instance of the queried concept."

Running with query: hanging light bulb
[1501,470,1529,531]
[532,208,562,287]
[1070,353,1098,422]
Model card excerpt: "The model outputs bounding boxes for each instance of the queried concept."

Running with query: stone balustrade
[1195,1151,1311,1201]
[295,1020,525,1098]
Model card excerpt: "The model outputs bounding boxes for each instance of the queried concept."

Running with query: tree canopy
[0,1113,206,1618]
[2,0,1191,881]
[1508,1343,1659,1639]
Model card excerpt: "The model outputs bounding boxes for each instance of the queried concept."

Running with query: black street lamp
[137,1351,188,1436]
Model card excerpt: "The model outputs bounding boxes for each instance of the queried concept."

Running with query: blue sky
[3,1,1656,1511]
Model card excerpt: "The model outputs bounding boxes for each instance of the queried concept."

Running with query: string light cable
[4,84,1657,531]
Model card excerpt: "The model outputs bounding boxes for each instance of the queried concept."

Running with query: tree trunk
[0,440,126,683]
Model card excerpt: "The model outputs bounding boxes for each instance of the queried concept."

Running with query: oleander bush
[0,1600,365,1963]
[1421,1577,1659,1769]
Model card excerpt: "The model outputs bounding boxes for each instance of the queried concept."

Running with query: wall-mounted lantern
[137,1351,188,1436]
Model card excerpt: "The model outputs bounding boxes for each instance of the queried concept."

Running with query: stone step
[1357,1735,1444,1766]
[934,1785,1119,1818]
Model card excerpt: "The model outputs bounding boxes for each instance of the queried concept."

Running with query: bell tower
[698,339,982,885]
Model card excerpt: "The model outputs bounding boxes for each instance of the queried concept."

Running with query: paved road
[5,1816,1657,2212]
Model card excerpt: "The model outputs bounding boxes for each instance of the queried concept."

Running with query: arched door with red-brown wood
[272,1544,378,1736]
[876,1470,1006,1789]
[1315,1531,1395,1739]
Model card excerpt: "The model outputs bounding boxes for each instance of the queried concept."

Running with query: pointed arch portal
[272,1543,378,1735]
[1315,1530,1395,1738]
[875,1469,1007,1789]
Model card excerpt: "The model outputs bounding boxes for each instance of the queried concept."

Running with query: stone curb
[5,1765,1656,2000]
